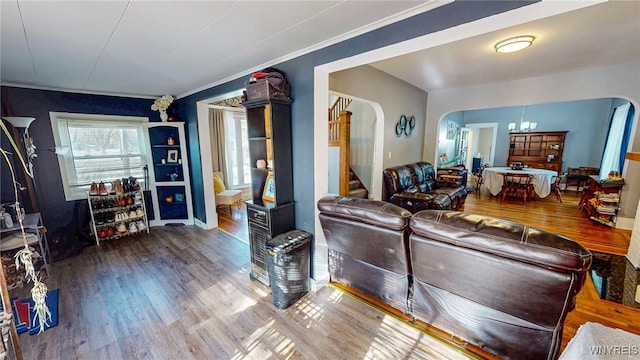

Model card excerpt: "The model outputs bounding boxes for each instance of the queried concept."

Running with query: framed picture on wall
[262,172,275,202]
[446,121,458,140]
[167,149,179,163]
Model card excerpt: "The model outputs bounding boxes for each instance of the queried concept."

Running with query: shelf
[590,216,615,228]
[0,233,39,251]
[151,144,180,148]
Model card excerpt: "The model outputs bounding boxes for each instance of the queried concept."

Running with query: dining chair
[472,164,489,195]
[565,166,599,192]
[501,173,533,202]
[551,173,565,203]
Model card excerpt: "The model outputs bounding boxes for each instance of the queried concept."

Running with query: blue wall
[178,1,530,234]
[0,1,529,249]
[459,98,614,171]
[1,86,158,238]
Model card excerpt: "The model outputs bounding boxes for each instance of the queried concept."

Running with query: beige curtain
[209,108,229,187]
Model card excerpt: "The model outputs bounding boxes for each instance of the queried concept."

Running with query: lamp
[2,116,35,129]
[495,35,535,53]
[2,116,37,171]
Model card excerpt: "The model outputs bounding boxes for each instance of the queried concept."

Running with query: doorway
[463,123,498,169]
[196,90,251,243]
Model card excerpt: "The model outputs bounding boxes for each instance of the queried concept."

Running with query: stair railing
[328,97,353,196]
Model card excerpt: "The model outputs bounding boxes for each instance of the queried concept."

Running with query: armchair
[383,162,467,212]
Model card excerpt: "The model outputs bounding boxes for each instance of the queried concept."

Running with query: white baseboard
[616,217,634,230]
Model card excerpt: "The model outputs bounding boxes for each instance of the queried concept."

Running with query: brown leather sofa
[383,162,468,212]
[317,195,592,360]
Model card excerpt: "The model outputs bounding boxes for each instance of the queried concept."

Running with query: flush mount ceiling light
[495,35,535,53]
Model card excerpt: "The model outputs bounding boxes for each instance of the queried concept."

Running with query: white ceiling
[0,0,441,98]
[1,1,639,100]
[370,1,640,92]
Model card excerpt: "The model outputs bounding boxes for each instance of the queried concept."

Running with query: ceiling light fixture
[495,35,535,53]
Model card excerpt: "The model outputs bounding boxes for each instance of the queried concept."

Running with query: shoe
[98,182,108,196]
[113,179,123,195]
[90,182,98,195]
[136,208,144,217]
[122,211,129,220]
[137,220,146,231]
[129,210,137,219]
[110,181,117,195]
[117,222,127,233]
[129,222,138,234]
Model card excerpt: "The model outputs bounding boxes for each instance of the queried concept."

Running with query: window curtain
[599,102,631,179]
[209,108,228,187]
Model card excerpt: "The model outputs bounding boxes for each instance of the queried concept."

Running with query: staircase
[328,96,370,198]
[348,169,368,199]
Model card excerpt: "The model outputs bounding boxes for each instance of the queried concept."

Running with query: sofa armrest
[389,191,434,213]
[317,195,411,231]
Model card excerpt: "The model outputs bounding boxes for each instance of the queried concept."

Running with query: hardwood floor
[13,227,477,360]
[217,204,249,243]
[217,190,640,354]
[13,191,638,359]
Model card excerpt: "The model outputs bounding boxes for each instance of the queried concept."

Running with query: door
[458,127,471,169]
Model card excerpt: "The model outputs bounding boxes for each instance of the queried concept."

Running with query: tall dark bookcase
[243,97,295,285]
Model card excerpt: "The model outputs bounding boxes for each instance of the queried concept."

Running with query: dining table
[482,166,558,198]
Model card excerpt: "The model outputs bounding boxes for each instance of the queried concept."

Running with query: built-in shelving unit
[145,122,194,226]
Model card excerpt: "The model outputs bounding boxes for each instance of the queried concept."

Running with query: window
[224,110,251,188]
[49,112,149,201]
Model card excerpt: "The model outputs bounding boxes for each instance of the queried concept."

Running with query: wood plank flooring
[13,227,478,360]
[12,190,639,359]
[217,190,640,355]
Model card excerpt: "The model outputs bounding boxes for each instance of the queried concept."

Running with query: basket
[245,79,291,101]
[266,230,311,309]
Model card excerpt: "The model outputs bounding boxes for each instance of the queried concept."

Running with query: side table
[0,213,50,286]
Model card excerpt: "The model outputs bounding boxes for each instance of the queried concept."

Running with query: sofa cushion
[410,210,592,272]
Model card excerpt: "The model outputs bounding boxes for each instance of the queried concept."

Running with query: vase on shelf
[159,109,168,122]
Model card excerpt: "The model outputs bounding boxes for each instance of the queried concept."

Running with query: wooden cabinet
[243,97,295,285]
[508,131,567,172]
[246,202,295,285]
[145,123,194,226]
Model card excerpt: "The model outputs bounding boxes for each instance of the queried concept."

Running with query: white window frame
[49,112,149,201]
[224,109,251,189]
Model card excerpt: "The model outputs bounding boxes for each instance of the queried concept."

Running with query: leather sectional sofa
[317,195,592,360]
[383,161,468,212]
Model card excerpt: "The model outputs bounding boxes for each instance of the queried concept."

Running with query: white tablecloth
[559,322,640,359]
[482,167,558,198]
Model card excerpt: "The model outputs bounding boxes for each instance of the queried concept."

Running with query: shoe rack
[87,189,149,245]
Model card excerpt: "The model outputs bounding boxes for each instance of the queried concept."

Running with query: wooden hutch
[508,131,567,172]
